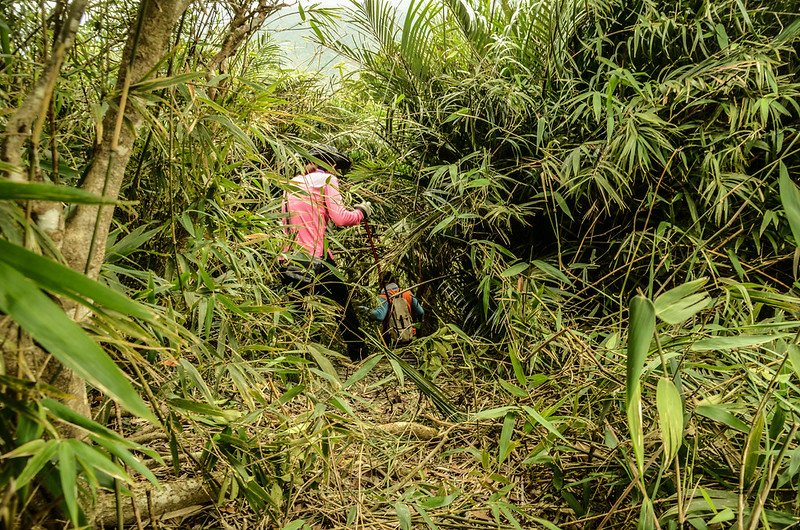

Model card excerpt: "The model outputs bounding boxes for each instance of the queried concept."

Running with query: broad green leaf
[654,278,708,308]
[0,180,119,204]
[43,399,136,447]
[58,442,79,526]
[395,502,412,530]
[328,395,356,417]
[0,263,155,422]
[279,384,305,405]
[654,278,710,324]
[168,398,241,422]
[498,379,528,398]
[106,224,162,262]
[178,359,215,404]
[131,72,202,92]
[0,239,153,321]
[656,293,710,325]
[627,295,655,405]
[769,406,786,441]
[695,404,749,433]
[498,412,516,464]
[656,378,683,466]
[3,439,47,458]
[779,162,800,246]
[691,335,778,351]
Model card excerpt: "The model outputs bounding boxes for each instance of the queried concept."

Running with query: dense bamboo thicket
[2,0,800,528]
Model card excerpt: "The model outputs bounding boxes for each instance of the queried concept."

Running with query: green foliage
[3,0,800,525]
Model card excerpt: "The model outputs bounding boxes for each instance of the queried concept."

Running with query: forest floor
[105,342,607,530]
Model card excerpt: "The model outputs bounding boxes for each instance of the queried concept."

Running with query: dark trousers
[281,259,367,361]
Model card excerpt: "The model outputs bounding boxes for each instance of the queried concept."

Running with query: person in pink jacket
[281,147,373,361]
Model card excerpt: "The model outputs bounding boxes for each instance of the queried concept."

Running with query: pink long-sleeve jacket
[281,170,364,260]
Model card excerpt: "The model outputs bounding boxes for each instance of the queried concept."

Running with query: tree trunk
[62,0,191,281]
[93,473,222,526]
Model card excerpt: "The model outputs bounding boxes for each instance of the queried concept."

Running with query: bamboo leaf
[498,412,516,463]
[0,240,153,321]
[501,262,529,277]
[58,442,79,526]
[531,518,564,530]
[743,411,764,484]
[94,438,159,485]
[11,440,58,490]
[627,295,655,404]
[343,355,381,389]
[654,278,710,324]
[0,263,156,422]
[521,405,566,441]
[396,502,413,530]
[787,344,800,381]
[131,72,202,92]
[627,386,644,475]
[0,180,118,204]
[473,406,516,420]
[306,343,342,385]
[71,442,131,483]
[531,260,572,285]
[656,378,683,467]
[695,404,749,433]
[708,508,735,525]
[691,335,778,351]
[780,163,800,247]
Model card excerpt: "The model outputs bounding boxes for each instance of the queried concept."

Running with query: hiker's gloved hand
[354,201,373,219]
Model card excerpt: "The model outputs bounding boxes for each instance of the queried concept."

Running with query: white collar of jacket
[292,170,333,188]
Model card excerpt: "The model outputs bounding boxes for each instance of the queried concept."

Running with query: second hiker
[369,272,425,343]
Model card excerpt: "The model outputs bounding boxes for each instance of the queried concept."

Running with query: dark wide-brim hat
[308,145,352,173]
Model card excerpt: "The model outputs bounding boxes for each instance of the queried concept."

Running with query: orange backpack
[380,289,415,343]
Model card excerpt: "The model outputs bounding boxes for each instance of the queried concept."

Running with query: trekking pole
[362,218,394,338]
